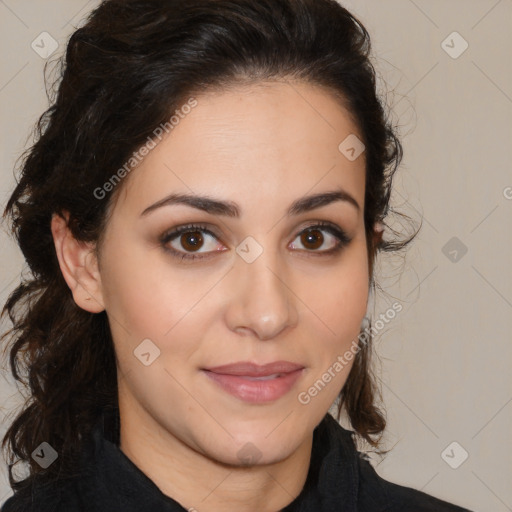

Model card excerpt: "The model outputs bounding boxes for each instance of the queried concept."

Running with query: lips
[202,361,305,403]
[204,361,304,377]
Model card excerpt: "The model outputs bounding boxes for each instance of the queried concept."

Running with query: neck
[117,394,313,512]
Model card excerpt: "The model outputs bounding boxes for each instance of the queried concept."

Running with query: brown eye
[289,222,351,255]
[180,231,204,252]
[160,224,225,261]
[300,228,324,250]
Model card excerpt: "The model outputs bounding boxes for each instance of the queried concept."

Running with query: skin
[51,80,380,512]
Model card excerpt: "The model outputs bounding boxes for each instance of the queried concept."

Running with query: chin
[199,432,297,468]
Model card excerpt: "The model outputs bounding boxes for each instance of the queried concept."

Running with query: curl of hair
[1,0,418,492]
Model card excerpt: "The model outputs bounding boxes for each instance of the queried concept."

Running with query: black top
[2,410,474,511]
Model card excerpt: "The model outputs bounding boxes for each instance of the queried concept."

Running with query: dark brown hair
[1,0,417,493]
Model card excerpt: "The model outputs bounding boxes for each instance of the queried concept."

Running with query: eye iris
[181,231,204,251]
[301,228,323,250]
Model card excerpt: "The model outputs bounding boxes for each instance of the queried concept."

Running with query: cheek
[99,235,216,353]
[296,247,369,407]
[311,245,369,344]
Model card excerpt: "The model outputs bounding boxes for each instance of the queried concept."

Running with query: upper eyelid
[161,224,219,242]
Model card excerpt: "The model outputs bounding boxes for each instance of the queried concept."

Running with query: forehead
[112,80,365,216]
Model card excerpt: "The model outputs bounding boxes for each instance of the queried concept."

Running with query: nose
[224,249,299,340]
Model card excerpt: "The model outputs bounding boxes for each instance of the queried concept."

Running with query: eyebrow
[140,188,360,218]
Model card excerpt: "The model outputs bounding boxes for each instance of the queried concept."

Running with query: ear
[50,211,105,313]
[368,221,384,282]
[373,221,384,247]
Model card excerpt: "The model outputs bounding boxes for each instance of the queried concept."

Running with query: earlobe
[50,212,105,313]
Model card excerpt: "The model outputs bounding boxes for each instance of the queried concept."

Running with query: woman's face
[95,81,369,466]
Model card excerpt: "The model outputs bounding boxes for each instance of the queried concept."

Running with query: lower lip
[202,369,304,403]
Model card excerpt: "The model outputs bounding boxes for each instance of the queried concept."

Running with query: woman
[1,0,474,510]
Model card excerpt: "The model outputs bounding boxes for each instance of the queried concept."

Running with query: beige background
[0,1,511,510]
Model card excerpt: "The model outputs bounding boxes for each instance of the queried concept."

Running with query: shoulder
[1,474,85,512]
[2,421,104,512]
[355,452,474,512]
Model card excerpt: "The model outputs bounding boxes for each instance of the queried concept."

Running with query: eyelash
[159,221,352,262]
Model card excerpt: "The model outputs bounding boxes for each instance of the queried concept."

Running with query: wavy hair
[1,0,417,493]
